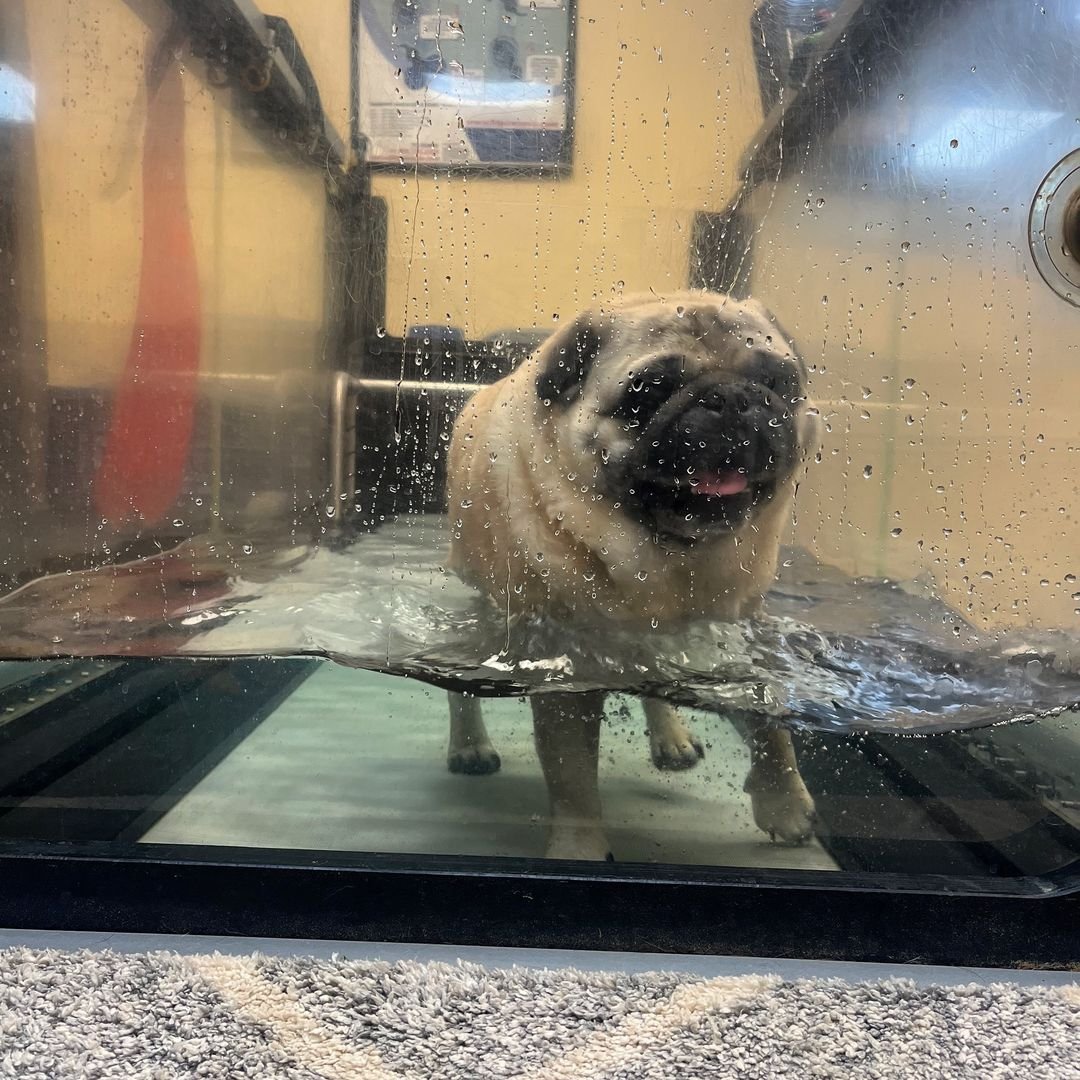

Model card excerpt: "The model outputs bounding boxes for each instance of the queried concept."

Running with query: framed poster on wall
[354,0,574,170]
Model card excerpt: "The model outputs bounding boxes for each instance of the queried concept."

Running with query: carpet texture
[0,948,1077,1078]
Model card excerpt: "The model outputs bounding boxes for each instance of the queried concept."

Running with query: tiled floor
[143,663,838,871]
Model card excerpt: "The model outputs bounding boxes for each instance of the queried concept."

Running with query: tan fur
[445,290,821,859]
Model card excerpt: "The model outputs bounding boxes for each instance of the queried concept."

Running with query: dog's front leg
[643,697,705,770]
[531,690,611,861]
[741,719,816,845]
[447,691,501,775]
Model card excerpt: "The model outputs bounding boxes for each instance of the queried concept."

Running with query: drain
[1029,149,1080,306]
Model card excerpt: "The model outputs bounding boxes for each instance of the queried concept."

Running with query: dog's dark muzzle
[613,371,803,537]
[645,373,800,483]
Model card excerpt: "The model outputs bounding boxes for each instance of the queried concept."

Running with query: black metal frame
[0,841,1078,968]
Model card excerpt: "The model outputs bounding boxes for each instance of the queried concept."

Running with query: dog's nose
[680,382,797,470]
[696,384,764,421]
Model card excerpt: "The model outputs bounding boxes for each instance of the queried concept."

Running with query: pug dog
[445,291,820,861]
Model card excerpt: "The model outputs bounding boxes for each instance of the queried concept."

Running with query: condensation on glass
[0,0,1078,872]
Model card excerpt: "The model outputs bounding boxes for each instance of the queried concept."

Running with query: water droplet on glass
[890,527,903,537]
[862,465,873,478]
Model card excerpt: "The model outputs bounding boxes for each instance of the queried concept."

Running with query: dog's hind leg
[447,691,502,775]
[643,697,705,770]
[741,718,816,844]
[531,690,612,861]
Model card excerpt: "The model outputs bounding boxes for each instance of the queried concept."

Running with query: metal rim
[1028,149,1080,306]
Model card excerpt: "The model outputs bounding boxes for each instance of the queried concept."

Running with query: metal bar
[327,374,485,528]
[349,377,485,396]
[328,371,353,525]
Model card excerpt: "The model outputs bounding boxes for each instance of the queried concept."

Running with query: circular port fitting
[1065,189,1080,264]
[1029,149,1080,306]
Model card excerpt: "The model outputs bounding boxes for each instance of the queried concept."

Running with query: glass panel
[0,0,1077,881]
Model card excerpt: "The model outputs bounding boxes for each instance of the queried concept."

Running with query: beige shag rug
[0,948,1078,1078]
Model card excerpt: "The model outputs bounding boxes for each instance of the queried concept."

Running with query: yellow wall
[23,0,344,390]
[373,0,762,337]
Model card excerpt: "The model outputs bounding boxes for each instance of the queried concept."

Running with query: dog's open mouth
[688,470,750,498]
[624,466,779,540]
[640,469,762,501]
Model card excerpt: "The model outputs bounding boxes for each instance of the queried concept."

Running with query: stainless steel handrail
[327,374,486,526]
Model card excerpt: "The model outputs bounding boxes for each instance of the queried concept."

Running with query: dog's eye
[750,354,803,404]
[763,372,802,401]
[601,355,686,424]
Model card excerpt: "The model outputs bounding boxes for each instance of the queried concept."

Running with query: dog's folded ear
[535,312,608,407]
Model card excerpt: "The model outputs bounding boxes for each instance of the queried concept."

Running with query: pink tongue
[692,471,749,497]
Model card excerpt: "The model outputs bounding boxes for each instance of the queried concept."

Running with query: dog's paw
[650,731,705,771]
[545,825,614,862]
[447,743,502,775]
[746,773,817,845]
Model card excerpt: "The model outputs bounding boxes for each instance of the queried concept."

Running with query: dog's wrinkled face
[535,293,817,543]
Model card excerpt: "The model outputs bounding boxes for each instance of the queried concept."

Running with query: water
[1,514,1077,735]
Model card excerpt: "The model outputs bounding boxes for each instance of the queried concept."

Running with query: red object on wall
[93,49,200,525]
